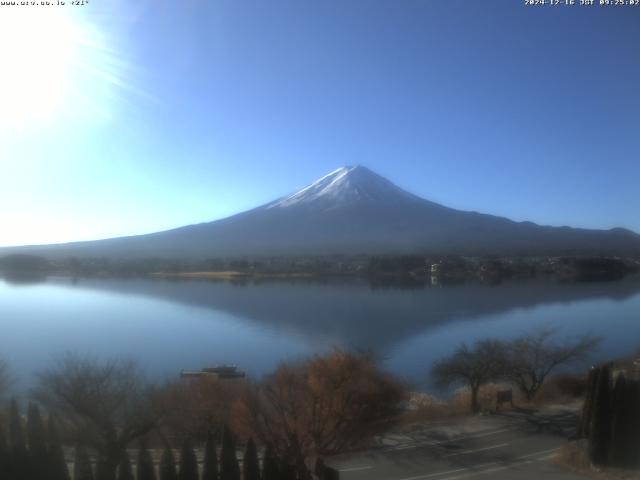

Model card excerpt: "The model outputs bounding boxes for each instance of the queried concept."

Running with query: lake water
[1,276,640,392]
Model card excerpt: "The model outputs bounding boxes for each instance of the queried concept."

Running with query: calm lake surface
[2,276,640,392]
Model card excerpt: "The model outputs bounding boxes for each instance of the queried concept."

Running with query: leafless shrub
[506,329,600,401]
[33,354,162,480]
[233,348,407,476]
[156,376,245,442]
[432,330,600,411]
[431,339,508,413]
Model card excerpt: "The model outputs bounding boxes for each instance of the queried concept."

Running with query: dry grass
[530,373,588,406]
[557,442,592,472]
[401,375,589,425]
[450,383,508,411]
[400,384,509,424]
[400,373,590,428]
[556,443,640,480]
[400,395,466,425]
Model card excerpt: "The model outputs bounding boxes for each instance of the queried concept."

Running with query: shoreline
[150,270,318,280]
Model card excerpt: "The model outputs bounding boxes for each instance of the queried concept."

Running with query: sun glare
[0,7,129,130]
[0,9,77,126]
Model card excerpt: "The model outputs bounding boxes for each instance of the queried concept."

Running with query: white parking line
[339,465,374,472]
[515,447,560,459]
[443,443,509,457]
[455,428,514,440]
[397,463,498,480]
[435,454,557,480]
[395,447,560,480]
[386,428,515,452]
[391,442,439,451]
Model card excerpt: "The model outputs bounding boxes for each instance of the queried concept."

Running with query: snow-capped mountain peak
[266,165,420,210]
[3,165,639,258]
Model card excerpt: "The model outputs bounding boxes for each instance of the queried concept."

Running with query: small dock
[180,364,246,380]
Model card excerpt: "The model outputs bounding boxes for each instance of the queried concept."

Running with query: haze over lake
[2,276,639,393]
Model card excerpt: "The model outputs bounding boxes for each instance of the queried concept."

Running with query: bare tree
[505,329,600,401]
[34,354,162,480]
[432,339,507,413]
[233,348,406,477]
[156,376,244,442]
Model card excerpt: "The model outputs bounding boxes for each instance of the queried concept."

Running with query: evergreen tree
[9,398,29,480]
[202,431,218,480]
[242,439,260,480]
[159,445,178,480]
[179,438,199,480]
[277,459,296,480]
[579,367,598,438]
[0,423,10,480]
[609,375,640,467]
[220,425,240,480]
[137,439,157,480]
[588,364,612,465]
[74,445,95,480]
[27,403,48,480]
[47,415,71,480]
[117,451,135,480]
[314,458,326,479]
[260,446,279,480]
[628,379,640,468]
[96,455,113,480]
[609,373,628,466]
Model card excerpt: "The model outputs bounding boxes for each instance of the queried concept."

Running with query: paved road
[328,411,587,480]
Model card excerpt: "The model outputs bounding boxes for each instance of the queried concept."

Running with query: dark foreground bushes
[2,349,405,480]
[0,405,341,480]
[579,363,640,468]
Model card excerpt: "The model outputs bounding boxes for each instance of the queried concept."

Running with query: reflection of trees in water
[0,253,49,284]
[44,277,640,353]
[2,272,47,285]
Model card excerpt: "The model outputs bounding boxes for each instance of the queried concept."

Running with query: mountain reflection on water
[2,276,640,391]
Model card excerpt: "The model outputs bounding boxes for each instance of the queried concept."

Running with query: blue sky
[1,0,638,246]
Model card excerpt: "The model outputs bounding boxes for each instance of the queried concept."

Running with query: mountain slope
[4,166,640,258]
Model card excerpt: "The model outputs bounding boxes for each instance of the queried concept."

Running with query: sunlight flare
[0,6,131,129]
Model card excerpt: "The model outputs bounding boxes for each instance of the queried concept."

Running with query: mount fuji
[4,166,640,258]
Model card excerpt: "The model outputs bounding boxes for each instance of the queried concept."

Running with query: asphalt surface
[328,409,588,480]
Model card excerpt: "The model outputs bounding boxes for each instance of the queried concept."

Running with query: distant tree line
[0,254,49,271]
[555,257,630,282]
[0,254,49,282]
[367,255,426,274]
[2,253,636,284]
